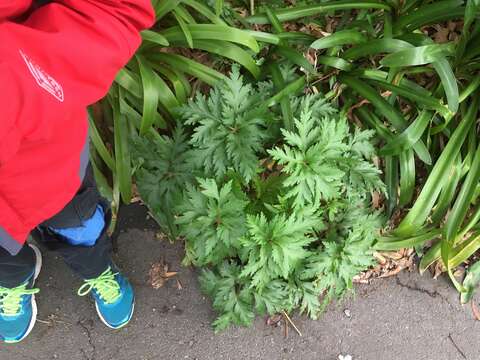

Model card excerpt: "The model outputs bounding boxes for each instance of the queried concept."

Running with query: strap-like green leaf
[111,88,132,204]
[246,1,391,24]
[155,0,181,20]
[395,96,479,236]
[385,155,399,216]
[374,229,442,251]
[90,156,113,202]
[430,155,462,225]
[393,0,464,34]
[432,58,459,114]
[419,241,441,274]
[88,109,115,171]
[342,39,413,60]
[443,142,480,244]
[264,5,284,34]
[173,10,194,49]
[317,55,352,71]
[379,111,433,156]
[277,32,316,44]
[398,149,415,206]
[115,68,142,98]
[215,0,224,15]
[355,106,393,141]
[149,62,190,104]
[310,30,367,50]
[263,77,306,109]
[450,232,480,270]
[380,43,455,67]
[275,46,315,74]
[136,55,160,135]
[152,72,181,115]
[460,75,480,103]
[161,24,260,53]
[339,74,431,164]
[269,64,294,131]
[168,38,261,78]
[369,79,449,117]
[244,30,281,45]
[141,30,169,47]
[150,53,225,85]
[181,0,225,25]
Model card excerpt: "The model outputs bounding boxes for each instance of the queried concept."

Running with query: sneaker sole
[94,299,135,330]
[4,244,42,344]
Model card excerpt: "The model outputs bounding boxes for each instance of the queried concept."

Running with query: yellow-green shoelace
[77,268,121,304]
[0,283,39,316]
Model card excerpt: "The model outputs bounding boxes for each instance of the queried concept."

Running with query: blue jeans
[0,166,112,288]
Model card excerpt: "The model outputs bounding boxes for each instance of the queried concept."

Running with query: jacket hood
[0,0,32,21]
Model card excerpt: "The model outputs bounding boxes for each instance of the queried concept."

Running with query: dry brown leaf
[372,191,382,209]
[176,279,183,290]
[432,261,445,279]
[155,232,167,241]
[447,20,458,32]
[432,25,450,43]
[398,257,414,270]
[472,300,480,321]
[266,314,283,327]
[300,23,324,37]
[378,266,404,278]
[373,252,387,265]
[381,251,404,261]
[148,260,178,289]
[347,91,392,120]
[353,274,370,284]
[356,239,416,283]
[305,51,317,68]
[453,267,465,278]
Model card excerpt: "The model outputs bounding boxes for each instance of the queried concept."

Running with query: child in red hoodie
[0,0,155,343]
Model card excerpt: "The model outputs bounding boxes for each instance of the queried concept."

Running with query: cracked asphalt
[2,204,480,360]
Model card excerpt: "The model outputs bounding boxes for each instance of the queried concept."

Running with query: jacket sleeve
[0,1,155,254]
[11,0,154,104]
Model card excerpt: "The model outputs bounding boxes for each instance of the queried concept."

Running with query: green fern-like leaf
[269,97,385,208]
[240,212,317,288]
[302,206,383,300]
[177,178,248,266]
[131,126,194,238]
[199,262,255,332]
[342,127,386,196]
[178,66,270,182]
[269,105,348,207]
[253,279,290,316]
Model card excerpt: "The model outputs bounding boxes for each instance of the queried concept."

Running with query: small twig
[448,333,467,359]
[282,310,302,337]
[37,315,72,326]
[347,90,392,120]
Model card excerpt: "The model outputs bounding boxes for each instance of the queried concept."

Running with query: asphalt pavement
[2,205,479,360]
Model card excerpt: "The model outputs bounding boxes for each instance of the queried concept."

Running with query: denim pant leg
[31,165,113,280]
[0,245,36,288]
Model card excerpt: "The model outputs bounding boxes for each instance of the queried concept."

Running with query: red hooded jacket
[0,1,155,254]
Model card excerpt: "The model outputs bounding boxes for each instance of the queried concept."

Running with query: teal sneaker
[0,244,42,344]
[78,267,134,329]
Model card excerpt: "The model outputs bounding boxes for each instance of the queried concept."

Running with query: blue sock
[50,205,105,246]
